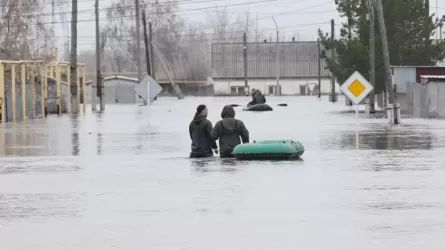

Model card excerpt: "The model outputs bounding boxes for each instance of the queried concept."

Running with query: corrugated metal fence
[406,82,429,118]
[211,41,330,78]
[406,82,445,118]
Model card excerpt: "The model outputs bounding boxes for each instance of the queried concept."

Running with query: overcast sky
[52,0,445,53]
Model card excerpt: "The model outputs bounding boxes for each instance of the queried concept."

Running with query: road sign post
[134,75,163,105]
[307,83,316,96]
[340,71,374,149]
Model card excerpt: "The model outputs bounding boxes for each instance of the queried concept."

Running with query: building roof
[420,75,445,83]
[85,75,139,86]
[391,65,445,68]
[211,41,331,79]
[104,75,139,82]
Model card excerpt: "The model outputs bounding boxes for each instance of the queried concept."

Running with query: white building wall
[213,78,341,95]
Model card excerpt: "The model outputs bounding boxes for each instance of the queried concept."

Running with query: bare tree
[104,0,188,79]
[206,7,256,43]
[0,0,58,60]
[96,0,268,80]
[180,25,211,80]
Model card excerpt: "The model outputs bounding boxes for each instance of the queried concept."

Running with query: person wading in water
[211,105,249,158]
[189,105,218,158]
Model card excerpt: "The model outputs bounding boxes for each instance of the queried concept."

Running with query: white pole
[272,17,280,96]
[355,104,359,149]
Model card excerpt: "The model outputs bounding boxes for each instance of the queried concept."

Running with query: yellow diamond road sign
[348,80,365,97]
[340,71,373,105]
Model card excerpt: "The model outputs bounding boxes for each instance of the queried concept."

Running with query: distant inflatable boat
[232,140,304,160]
[243,103,273,111]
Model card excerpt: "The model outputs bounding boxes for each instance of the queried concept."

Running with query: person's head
[221,105,235,118]
[196,104,208,116]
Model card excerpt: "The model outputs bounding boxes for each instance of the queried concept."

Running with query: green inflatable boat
[243,103,273,111]
[232,140,304,160]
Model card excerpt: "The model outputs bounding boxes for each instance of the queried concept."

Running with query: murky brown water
[0,96,444,250]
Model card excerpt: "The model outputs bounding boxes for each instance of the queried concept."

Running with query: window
[231,86,237,94]
[238,86,245,95]
[269,86,274,95]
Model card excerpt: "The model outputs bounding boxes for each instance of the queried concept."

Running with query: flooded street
[0,96,444,250]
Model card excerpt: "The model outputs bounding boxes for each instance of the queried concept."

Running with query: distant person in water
[189,104,218,158]
[248,89,257,106]
[248,89,266,106]
[211,105,249,158]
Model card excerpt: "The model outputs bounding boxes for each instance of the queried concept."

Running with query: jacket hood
[254,90,262,96]
[221,105,235,118]
[192,113,206,123]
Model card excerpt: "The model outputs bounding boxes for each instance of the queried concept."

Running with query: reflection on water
[96,112,103,155]
[322,125,434,150]
[0,193,83,221]
[191,158,237,172]
[0,98,444,250]
[71,115,79,156]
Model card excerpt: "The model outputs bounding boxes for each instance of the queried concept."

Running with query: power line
[3,0,282,27]
[0,0,102,8]
[61,21,330,40]
[181,1,332,32]
[4,0,227,18]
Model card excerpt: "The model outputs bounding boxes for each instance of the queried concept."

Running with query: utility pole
[317,38,321,98]
[142,11,151,76]
[272,17,280,95]
[135,0,142,81]
[375,0,399,124]
[440,19,443,40]
[329,19,337,102]
[95,0,104,111]
[70,0,78,114]
[149,22,155,78]
[243,32,248,95]
[368,0,376,113]
[347,2,352,106]
[335,0,352,105]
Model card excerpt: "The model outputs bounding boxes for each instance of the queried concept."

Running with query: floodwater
[0,96,444,250]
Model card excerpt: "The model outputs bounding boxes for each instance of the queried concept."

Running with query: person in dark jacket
[254,90,266,104]
[248,89,266,106]
[211,105,249,158]
[248,89,257,106]
[189,105,218,158]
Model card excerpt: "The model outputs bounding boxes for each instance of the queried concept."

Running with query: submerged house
[85,76,146,104]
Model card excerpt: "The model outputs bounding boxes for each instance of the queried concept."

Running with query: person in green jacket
[211,105,249,158]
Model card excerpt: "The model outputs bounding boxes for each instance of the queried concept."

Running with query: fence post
[40,64,46,118]
[31,66,36,119]
[82,65,86,114]
[66,64,71,113]
[11,65,16,122]
[0,62,4,123]
[56,63,61,115]
[21,64,26,120]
